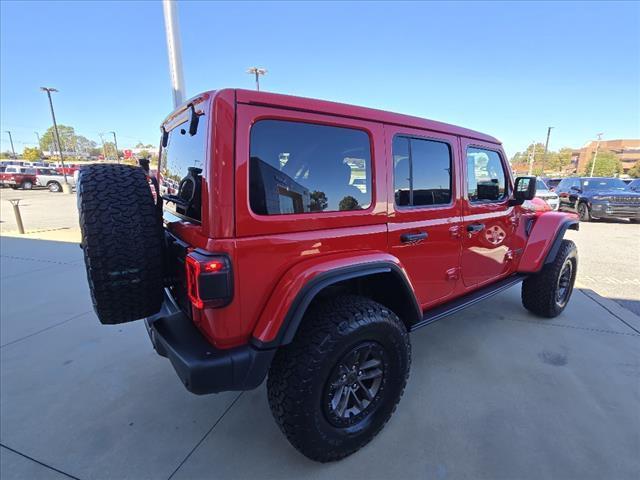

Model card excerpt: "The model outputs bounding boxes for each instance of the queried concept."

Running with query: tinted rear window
[249,120,372,215]
[159,113,207,221]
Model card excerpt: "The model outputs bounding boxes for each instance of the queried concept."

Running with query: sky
[1,0,639,158]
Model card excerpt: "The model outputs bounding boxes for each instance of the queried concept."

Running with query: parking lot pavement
[565,221,640,316]
[1,236,639,480]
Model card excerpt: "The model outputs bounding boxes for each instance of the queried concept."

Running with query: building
[573,139,640,175]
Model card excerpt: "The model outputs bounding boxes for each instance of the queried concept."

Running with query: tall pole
[527,142,537,176]
[246,67,267,91]
[5,131,16,158]
[40,87,69,184]
[589,133,604,178]
[162,0,186,108]
[99,133,108,161]
[542,126,554,173]
[109,131,120,163]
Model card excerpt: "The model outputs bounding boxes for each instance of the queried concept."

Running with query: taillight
[185,252,233,309]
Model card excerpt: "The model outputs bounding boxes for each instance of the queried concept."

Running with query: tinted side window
[466,147,507,202]
[556,179,568,192]
[249,120,372,215]
[393,136,452,207]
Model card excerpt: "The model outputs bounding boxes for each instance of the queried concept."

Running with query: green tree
[22,147,42,161]
[627,161,640,178]
[338,196,360,211]
[0,151,12,159]
[510,143,547,174]
[582,150,622,177]
[40,125,96,155]
[310,190,328,211]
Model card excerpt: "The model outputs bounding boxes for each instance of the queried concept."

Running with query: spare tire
[78,164,164,324]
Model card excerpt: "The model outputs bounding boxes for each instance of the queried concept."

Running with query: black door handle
[400,232,428,243]
[466,223,485,233]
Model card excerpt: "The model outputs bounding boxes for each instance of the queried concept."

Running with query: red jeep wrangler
[77,89,578,462]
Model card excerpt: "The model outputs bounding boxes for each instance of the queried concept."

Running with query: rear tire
[48,181,62,193]
[21,180,33,190]
[267,295,411,462]
[77,164,164,324]
[522,239,577,318]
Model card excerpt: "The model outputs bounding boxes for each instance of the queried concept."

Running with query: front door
[460,139,517,287]
[386,125,463,309]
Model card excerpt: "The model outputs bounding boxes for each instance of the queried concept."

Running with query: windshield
[581,178,627,191]
[536,179,548,191]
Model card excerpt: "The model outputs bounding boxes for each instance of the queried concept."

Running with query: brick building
[572,139,640,175]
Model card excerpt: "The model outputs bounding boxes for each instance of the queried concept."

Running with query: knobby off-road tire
[267,295,411,462]
[522,239,578,318]
[77,164,164,324]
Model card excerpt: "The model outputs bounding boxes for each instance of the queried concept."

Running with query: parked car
[76,89,579,462]
[35,167,75,192]
[555,177,640,222]
[0,165,37,189]
[626,179,640,192]
[540,177,562,191]
[535,178,559,210]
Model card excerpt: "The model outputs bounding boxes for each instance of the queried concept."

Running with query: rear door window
[249,120,372,215]
[393,136,452,207]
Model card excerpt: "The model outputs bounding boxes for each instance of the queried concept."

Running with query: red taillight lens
[185,252,232,310]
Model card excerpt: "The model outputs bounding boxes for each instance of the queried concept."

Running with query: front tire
[577,202,591,222]
[522,239,578,318]
[267,295,411,462]
[21,180,33,190]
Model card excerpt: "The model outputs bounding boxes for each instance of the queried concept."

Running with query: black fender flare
[543,218,579,267]
[252,261,422,349]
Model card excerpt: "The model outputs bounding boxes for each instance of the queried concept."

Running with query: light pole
[246,67,267,91]
[542,126,554,173]
[589,133,604,178]
[40,87,69,186]
[109,131,120,163]
[527,141,537,176]
[99,133,109,161]
[5,130,16,159]
[163,0,186,108]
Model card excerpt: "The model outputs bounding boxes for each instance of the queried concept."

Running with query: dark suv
[555,177,640,222]
[77,89,579,462]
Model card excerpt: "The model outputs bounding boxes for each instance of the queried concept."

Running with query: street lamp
[542,126,554,173]
[4,130,16,159]
[589,133,604,178]
[246,67,267,91]
[40,87,69,186]
[108,131,120,163]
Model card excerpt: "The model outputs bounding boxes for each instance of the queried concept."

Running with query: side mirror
[570,185,582,193]
[510,176,536,205]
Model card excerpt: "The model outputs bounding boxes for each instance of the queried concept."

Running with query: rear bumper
[145,289,275,395]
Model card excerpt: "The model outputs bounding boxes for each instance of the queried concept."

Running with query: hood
[586,189,640,198]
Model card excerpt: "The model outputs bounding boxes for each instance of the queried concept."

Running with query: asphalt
[1,235,639,480]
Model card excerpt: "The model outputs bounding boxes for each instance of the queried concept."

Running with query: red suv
[78,89,578,462]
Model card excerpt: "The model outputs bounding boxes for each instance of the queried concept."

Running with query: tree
[338,196,360,211]
[0,151,11,159]
[40,125,96,155]
[582,150,622,177]
[310,191,328,211]
[627,161,640,178]
[510,143,547,174]
[22,147,42,161]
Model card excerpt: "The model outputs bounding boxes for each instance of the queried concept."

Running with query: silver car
[34,167,76,192]
[536,178,559,210]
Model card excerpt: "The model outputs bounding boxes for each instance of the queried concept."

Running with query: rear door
[386,125,463,308]
[460,139,517,287]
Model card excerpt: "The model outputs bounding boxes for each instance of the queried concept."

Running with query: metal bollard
[8,199,25,234]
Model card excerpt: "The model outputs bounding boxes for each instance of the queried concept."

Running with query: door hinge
[446,267,460,281]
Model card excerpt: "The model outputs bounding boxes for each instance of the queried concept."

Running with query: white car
[35,167,76,192]
[535,178,559,210]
